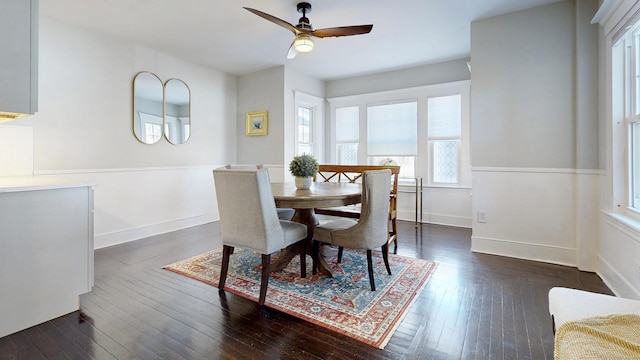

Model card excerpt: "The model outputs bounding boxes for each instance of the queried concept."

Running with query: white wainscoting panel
[471,168,600,267]
[36,166,220,249]
[600,212,640,299]
[397,185,472,228]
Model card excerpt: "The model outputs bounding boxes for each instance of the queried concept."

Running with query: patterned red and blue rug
[163,246,437,349]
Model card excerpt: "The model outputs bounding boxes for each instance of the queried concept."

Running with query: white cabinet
[0,0,38,119]
[0,178,94,338]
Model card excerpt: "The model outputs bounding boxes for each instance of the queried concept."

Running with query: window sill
[602,210,640,235]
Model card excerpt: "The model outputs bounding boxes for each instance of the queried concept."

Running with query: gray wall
[325,58,471,98]
[236,66,285,165]
[469,0,601,271]
[470,0,599,170]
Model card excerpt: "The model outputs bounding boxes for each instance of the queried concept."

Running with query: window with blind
[367,101,417,178]
[328,80,470,187]
[335,106,359,165]
[428,95,461,184]
[297,105,313,155]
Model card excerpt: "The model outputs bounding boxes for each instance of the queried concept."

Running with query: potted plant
[289,153,319,190]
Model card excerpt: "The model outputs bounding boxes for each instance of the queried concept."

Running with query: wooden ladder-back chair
[313,165,400,252]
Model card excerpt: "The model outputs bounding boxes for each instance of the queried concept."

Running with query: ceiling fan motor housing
[297,2,312,14]
[297,2,313,30]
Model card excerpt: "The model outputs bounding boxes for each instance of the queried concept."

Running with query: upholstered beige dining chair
[312,169,392,291]
[224,164,295,221]
[213,166,307,305]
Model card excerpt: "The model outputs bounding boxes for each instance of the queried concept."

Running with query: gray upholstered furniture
[213,166,307,305]
[312,169,392,291]
[224,164,294,221]
[314,165,401,251]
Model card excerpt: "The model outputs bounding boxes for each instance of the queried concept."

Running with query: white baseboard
[471,235,576,266]
[398,210,472,228]
[95,214,214,249]
[598,255,640,299]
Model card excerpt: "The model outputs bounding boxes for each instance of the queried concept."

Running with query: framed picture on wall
[246,110,268,136]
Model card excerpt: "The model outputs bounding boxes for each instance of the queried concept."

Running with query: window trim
[294,91,324,158]
[327,80,471,188]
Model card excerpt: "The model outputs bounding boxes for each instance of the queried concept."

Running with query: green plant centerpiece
[289,153,319,190]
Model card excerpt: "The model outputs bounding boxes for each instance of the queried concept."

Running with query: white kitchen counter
[0,176,95,193]
[0,177,95,338]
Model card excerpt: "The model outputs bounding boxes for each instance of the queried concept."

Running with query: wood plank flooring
[0,221,611,359]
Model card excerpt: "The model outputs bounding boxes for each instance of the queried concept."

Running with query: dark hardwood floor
[0,221,611,359]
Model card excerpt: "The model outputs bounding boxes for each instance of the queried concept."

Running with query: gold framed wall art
[246,110,268,136]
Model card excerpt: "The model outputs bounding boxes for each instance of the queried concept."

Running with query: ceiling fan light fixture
[294,34,314,53]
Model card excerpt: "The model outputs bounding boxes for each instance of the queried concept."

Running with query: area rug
[163,246,437,349]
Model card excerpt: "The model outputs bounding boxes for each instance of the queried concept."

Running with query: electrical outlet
[477,211,487,223]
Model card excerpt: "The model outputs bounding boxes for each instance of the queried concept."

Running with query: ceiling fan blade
[243,7,300,34]
[287,41,297,59]
[311,25,373,38]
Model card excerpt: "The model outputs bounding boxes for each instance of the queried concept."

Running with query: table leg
[271,208,335,277]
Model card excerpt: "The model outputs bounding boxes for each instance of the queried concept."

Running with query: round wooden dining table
[270,181,361,277]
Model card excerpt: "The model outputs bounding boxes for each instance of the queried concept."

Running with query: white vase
[295,176,313,190]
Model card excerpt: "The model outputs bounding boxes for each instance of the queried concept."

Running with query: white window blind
[428,95,461,137]
[428,95,461,184]
[336,106,359,164]
[367,102,417,156]
[297,105,312,155]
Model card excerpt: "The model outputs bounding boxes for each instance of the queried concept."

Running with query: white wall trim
[592,0,620,24]
[399,211,471,228]
[472,167,605,175]
[33,165,217,176]
[326,80,471,103]
[95,213,213,249]
[471,235,576,266]
[599,254,640,299]
[599,210,640,298]
[603,210,640,245]
[33,166,220,249]
[33,164,285,176]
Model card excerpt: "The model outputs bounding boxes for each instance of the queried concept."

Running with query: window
[335,106,359,165]
[297,105,313,155]
[294,92,324,158]
[619,26,640,213]
[367,101,418,178]
[428,95,461,184]
[328,81,470,187]
[138,112,162,143]
[612,23,640,213]
[144,123,162,143]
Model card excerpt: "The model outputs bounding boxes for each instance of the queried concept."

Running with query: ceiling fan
[243,2,373,59]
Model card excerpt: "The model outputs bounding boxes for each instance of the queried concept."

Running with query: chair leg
[259,254,271,306]
[219,245,233,290]
[299,242,307,278]
[337,246,344,263]
[392,217,398,253]
[312,240,319,275]
[382,243,391,275]
[367,250,376,291]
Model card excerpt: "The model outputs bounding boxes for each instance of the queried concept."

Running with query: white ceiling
[40,0,563,81]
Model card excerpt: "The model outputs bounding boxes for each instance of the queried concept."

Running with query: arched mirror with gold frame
[164,78,191,145]
[133,71,164,144]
